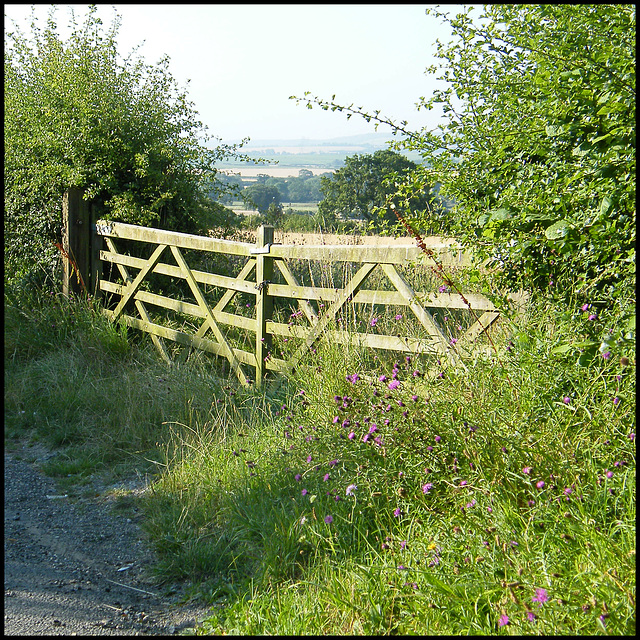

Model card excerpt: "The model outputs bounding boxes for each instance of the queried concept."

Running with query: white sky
[4,3,464,144]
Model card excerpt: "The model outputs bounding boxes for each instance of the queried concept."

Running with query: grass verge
[4,283,635,635]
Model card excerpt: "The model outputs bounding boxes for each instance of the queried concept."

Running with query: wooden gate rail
[62,190,524,389]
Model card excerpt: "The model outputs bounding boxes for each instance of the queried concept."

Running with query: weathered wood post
[254,224,274,386]
[62,188,91,298]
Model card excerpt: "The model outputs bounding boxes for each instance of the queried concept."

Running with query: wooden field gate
[62,188,525,389]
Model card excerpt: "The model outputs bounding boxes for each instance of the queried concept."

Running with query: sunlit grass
[4,279,635,635]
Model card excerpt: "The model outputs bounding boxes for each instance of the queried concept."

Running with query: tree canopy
[4,5,245,286]
[294,4,635,302]
[242,183,282,215]
[318,149,442,232]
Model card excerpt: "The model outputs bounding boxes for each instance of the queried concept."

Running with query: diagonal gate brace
[171,245,250,387]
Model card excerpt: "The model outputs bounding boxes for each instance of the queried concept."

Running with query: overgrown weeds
[4,279,635,635]
[147,297,635,634]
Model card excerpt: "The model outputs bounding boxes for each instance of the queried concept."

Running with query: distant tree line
[216,169,328,206]
[216,150,447,235]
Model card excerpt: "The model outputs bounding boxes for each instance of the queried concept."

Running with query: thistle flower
[532,588,549,606]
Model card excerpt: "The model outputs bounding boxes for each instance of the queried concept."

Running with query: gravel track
[4,444,212,635]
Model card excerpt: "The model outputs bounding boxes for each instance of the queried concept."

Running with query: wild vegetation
[5,274,635,635]
[4,3,634,636]
[4,5,248,289]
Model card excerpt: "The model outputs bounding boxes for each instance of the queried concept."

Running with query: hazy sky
[4,4,464,143]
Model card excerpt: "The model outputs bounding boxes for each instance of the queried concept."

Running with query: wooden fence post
[89,202,102,299]
[254,225,274,386]
[62,188,92,298]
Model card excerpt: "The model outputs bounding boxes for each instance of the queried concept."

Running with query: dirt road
[4,444,212,635]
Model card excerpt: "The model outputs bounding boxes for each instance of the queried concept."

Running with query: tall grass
[4,287,231,482]
[4,275,635,634]
[144,297,634,634]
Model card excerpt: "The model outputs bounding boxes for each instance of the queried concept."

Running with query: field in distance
[225,200,319,216]
[214,132,420,173]
[220,166,334,178]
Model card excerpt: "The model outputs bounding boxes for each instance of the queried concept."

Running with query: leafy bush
[294,4,636,304]
[4,5,246,287]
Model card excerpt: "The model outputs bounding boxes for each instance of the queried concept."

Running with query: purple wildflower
[532,588,549,606]
[393,507,402,517]
[536,480,545,490]
[563,396,571,404]
[324,515,333,524]
[370,318,378,327]
[294,474,302,482]
[388,379,400,390]
[323,473,330,482]
[301,488,308,496]
[346,484,357,496]
[498,614,509,627]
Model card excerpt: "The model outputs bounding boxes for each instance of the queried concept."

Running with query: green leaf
[477,213,491,227]
[600,195,613,217]
[544,220,571,239]
[489,208,512,222]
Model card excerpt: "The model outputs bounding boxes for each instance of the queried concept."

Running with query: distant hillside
[227,132,397,149]
[216,132,422,169]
